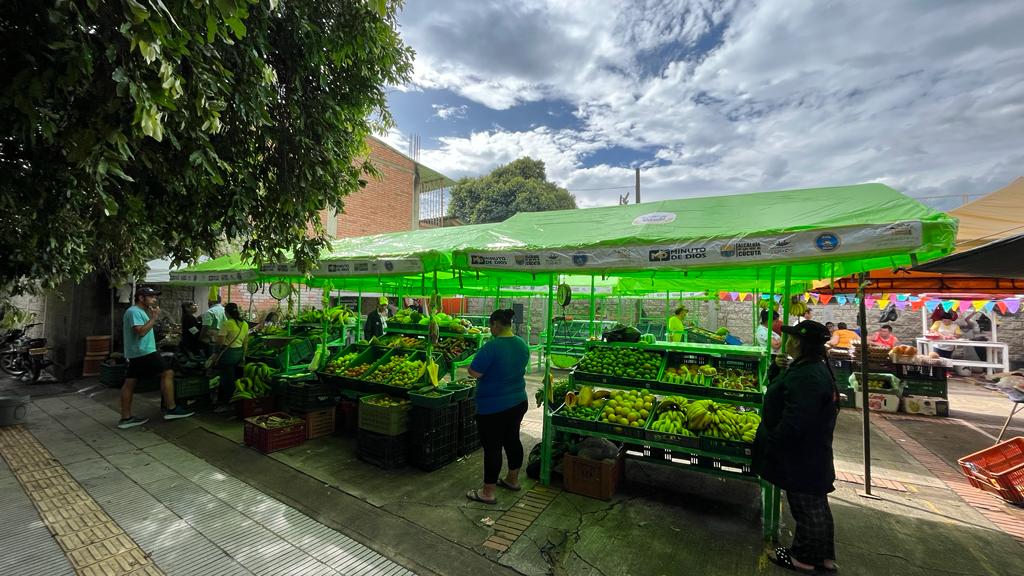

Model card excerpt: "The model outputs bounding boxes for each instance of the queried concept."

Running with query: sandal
[466,489,497,504]
[498,478,521,491]
[769,548,817,575]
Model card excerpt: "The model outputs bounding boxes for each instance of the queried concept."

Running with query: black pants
[476,401,528,484]
[787,491,836,565]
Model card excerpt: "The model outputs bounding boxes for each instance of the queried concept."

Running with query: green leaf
[125,0,150,23]
[206,10,217,42]
[225,16,246,39]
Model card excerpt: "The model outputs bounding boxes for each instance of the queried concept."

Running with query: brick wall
[333,137,417,238]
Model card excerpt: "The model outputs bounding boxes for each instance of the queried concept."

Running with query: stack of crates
[409,404,459,471]
[457,398,481,456]
[357,394,411,469]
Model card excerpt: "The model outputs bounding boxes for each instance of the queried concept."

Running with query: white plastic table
[915,337,1010,376]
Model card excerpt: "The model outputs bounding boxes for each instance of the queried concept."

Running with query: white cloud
[431,104,468,120]
[396,0,1024,207]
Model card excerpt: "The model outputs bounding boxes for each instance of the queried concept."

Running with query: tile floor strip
[482,486,562,554]
[0,425,162,575]
[873,417,1024,546]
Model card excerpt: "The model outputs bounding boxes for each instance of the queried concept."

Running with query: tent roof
[453,183,956,279]
[950,177,1024,250]
[913,234,1024,279]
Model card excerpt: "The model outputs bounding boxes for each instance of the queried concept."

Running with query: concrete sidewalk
[0,395,418,576]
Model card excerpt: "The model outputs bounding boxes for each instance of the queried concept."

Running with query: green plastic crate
[358,394,412,436]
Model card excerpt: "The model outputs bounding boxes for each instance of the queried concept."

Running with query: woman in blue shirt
[466,309,530,504]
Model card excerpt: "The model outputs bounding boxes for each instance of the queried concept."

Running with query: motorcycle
[0,323,52,383]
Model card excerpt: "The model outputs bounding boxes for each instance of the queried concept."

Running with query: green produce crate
[550,403,600,432]
[174,375,215,399]
[644,411,700,450]
[901,379,948,399]
[100,361,127,387]
[700,435,754,458]
[849,373,904,396]
[408,387,453,408]
[590,409,653,441]
[440,382,474,401]
[358,394,412,436]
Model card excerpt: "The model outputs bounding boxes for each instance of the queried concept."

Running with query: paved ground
[3,371,1024,575]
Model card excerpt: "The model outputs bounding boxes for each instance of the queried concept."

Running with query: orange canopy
[816,178,1024,295]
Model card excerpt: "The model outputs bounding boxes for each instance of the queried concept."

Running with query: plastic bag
[573,437,620,460]
[602,323,642,343]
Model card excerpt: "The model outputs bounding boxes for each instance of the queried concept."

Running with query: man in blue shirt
[119,287,194,429]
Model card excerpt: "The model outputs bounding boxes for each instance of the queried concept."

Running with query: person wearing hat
[754,320,839,574]
[364,296,390,340]
[119,287,195,429]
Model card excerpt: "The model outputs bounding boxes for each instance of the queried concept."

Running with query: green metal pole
[589,276,596,338]
[780,267,793,346]
[357,288,363,341]
[540,274,556,486]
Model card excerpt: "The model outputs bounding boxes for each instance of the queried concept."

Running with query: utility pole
[635,168,641,204]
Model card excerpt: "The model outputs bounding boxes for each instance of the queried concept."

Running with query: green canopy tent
[449,183,956,536]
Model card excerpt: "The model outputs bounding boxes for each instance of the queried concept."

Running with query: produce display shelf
[568,373,764,408]
[553,423,753,467]
[622,444,758,481]
[385,326,486,343]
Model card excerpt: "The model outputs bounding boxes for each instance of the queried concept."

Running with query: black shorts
[125,352,168,379]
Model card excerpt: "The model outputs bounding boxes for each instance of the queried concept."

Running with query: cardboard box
[563,450,624,500]
[902,395,949,417]
[853,391,900,413]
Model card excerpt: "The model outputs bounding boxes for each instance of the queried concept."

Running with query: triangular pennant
[983,301,996,313]
[925,301,940,312]
[958,300,972,313]
[971,300,986,311]
[836,295,848,305]
[719,292,731,301]
[895,301,909,310]
[729,292,740,301]
[853,297,861,305]
[896,294,908,302]
[942,300,956,312]
[997,301,1008,314]
[819,294,833,305]
[774,294,782,302]
[865,297,876,309]
[911,300,924,310]
[877,299,890,310]
[1008,299,1021,314]
[739,293,751,302]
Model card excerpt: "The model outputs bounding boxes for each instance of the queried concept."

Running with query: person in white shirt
[756,309,782,352]
[201,295,226,354]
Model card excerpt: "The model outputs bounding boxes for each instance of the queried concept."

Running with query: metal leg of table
[997,403,1024,443]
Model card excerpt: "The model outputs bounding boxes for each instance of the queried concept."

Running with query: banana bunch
[232,362,275,401]
[789,296,809,317]
[649,409,694,436]
[700,405,762,443]
[685,399,720,431]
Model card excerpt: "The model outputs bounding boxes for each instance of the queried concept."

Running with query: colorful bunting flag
[719,292,731,301]
[877,299,890,310]
[774,294,782,302]
[819,294,833,305]
[983,301,996,313]
[739,293,751,302]
[997,301,1008,314]
[895,301,909,310]
[865,297,876,309]
[958,300,972,313]
[1008,299,1022,314]
[942,300,956,312]
[925,301,940,312]
[836,295,848,305]
[896,294,908,302]
[971,300,987,311]
[730,292,740,301]
[911,300,924,310]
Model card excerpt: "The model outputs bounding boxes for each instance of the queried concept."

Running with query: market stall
[452,183,957,540]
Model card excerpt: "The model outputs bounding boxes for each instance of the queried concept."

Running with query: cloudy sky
[383,0,1024,210]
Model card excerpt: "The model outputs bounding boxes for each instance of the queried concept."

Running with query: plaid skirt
[787,491,836,565]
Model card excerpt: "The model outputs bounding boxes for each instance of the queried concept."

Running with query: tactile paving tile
[0,425,166,575]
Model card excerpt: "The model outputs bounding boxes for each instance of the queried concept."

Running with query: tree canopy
[447,157,577,224]
[0,0,413,293]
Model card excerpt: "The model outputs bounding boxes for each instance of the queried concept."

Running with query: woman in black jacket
[754,320,839,574]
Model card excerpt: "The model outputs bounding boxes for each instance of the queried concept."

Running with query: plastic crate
[358,394,411,436]
[550,403,600,432]
[901,379,948,399]
[458,398,477,420]
[244,413,306,454]
[458,421,480,455]
[175,375,214,399]
[336,398,359,435]
[957,437,1024,503]
[713,355,760,373]
[894,363,947,382]
[408,387,454,408]
[357,429,408,469]
[441,382,474,401]
[302,407,336,439]
[562,450,623,500]
[700,435,754,458]
[410,404,459,435]
[237,396,276,418]
[286,379,339,411]
[849,372,904,396]
[100,362,127,387]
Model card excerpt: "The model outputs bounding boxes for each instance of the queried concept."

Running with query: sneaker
[164,406,195,420]
[117,416,149,429]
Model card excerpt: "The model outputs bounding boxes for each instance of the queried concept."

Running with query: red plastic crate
[237,396,275,419]
[958,437,1024,503]
[243,412,306,454]
[303,407,336,439]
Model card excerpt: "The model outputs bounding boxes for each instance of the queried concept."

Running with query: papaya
[565,391,578,407]
[579,386,593,407]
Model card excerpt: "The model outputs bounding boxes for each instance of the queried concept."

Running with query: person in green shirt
[666,305,688,342]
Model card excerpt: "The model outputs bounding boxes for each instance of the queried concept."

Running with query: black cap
[135,286,161,297]
[781,320,831,343]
